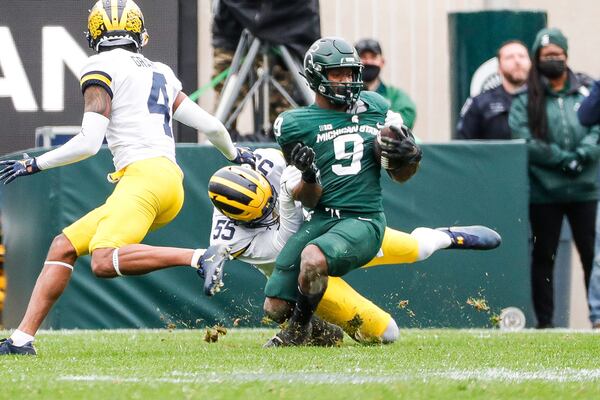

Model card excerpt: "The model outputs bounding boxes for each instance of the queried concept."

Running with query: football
[373,126,421,183]
[373,126,403,170]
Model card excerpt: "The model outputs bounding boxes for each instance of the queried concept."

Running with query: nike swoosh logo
[376,123,384,129]
[358,217,372,221]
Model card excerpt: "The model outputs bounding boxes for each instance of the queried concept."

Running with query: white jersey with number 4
[209,148,304,274]
[79,48,181,171]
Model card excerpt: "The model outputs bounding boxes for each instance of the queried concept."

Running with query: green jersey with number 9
[273,91,388,213]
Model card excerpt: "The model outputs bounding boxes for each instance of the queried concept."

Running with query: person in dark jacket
[457,40,530,140]
[509,28,600,329]
[577,79,600,329]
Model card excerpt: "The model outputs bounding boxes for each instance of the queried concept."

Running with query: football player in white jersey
[0,0,249,356]
[204,148,502,345]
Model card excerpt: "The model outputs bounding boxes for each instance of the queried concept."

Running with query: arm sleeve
[509,95,572,167]
[173,97,237,160]
[36,112,109,170]
[384,110,404,130]
[578,80,600,127]
[274,166,304,249]
[456,98,480,139]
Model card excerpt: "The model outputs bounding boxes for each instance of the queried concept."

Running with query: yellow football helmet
[86,0,149,52]
[208,166,278,227]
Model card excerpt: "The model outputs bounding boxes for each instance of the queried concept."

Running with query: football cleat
[196,245,231,296]
[437,225,501,250]
[0,338,36,356]
[263,321,312,348]
[306,316,343,347]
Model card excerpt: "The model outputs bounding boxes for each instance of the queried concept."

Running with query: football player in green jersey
[263,37,500,347]
[262,37,414,346]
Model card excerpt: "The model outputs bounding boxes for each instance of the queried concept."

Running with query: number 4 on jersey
[147,72,172,137]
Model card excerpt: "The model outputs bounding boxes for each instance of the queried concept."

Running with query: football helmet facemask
[303,37,363,106]
[86,0,149,52]
[208,166,278,228]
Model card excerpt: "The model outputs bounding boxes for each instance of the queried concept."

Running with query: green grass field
[1,329,599,399]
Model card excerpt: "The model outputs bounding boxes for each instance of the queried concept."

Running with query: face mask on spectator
[362,65,381,82]
[538,59,566,79]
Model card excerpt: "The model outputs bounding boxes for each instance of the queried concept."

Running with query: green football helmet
[303,37,363,105]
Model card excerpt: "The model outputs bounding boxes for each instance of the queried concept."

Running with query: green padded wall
[1,142,531,329]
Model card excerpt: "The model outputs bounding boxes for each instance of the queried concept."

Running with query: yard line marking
[59,368,600,384]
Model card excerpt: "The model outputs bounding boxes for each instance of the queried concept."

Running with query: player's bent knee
[48,234,78,262]
[410,227,437,261]
[300,245,328,276]
[263,297,293,323]
[90,248,117,278]
[381,319,399,344]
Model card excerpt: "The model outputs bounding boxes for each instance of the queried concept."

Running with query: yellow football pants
[63,157,184,256]
[364,227,420,267]
[316,227,419,342]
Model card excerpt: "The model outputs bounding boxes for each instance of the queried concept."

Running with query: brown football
[373,126,401,169]
[373,126,420,183]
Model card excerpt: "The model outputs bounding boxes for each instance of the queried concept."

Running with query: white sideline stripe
[18,328,600,338]
[59,368,600,384]
[31,328,600,335]
[44,261,73,271]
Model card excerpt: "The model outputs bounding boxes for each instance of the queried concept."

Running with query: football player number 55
[147,72,172,137]
[332,134,363,176]
[213,219,236,241]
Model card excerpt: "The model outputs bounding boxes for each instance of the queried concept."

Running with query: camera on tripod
[211,0,321,139]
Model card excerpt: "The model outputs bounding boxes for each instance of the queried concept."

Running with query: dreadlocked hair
[526,49,548,140]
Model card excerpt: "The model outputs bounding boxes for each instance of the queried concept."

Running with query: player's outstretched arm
[275,166,305,248]
[173,92,255,167]
[0,86,110,184]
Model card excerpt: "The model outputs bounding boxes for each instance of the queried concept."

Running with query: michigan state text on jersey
[262,37,397,347]
[273,90,387,213]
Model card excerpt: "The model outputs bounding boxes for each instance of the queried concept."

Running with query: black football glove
[379,126,422,169]
[0,153,40,184]
[290,143,318,183]
[232,147,256,168]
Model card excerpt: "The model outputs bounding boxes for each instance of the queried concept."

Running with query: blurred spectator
[589,204,600,329]
[355,38,417,129]
[457,40,531,140]
[211,0,320,140]
[577,79,600,329]
[509,28,600,329]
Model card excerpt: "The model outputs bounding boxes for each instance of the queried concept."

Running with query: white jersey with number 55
[79,48,181,171]
[209,148,304,274]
